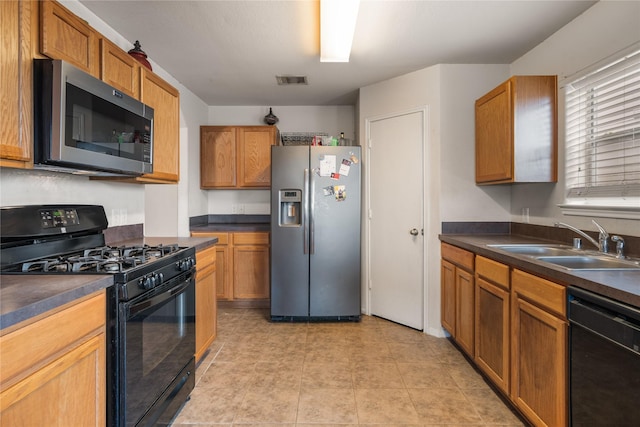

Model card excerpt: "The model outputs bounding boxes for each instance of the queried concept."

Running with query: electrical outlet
[238,204,245,214]
[231,204,238,214]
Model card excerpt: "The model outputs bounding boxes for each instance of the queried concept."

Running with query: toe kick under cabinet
[191,231,270,305]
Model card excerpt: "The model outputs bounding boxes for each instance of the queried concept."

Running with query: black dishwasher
[568,286,640,426]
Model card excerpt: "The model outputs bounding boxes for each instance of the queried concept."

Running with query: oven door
[118,271,195,427]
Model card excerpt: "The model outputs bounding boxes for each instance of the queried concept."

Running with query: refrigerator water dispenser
[279,190,301,226]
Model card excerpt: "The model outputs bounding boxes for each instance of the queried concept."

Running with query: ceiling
[79,0,597,106]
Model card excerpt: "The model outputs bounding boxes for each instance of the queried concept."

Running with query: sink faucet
[591,220,609,254]
[554,220,609,253]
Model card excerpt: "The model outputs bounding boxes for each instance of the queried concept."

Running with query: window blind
[564,49,640,201]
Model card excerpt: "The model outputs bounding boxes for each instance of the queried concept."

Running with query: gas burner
[69,257,102,272]
[22,259,72,273]
[84,247,121,259]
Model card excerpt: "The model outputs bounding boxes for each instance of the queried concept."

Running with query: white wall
[509,0,640,237]
[0,0,210,237]
[204,105,355,214]
[359,63,510,336]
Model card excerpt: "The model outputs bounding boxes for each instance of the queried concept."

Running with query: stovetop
[0,206,196,297]
[13,243,183,274]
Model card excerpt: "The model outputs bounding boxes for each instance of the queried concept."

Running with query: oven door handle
[127,276,193,318]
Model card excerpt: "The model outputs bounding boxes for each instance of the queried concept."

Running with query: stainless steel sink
[488,244,577,257]
[535,255,640,270]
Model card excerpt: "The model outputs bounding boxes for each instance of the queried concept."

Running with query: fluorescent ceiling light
[320,0,360,62]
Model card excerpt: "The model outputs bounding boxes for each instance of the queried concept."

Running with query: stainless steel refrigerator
[270,145,361,321]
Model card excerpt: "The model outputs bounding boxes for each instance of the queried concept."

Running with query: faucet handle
[611,235,625,259]
[592,220,609,253]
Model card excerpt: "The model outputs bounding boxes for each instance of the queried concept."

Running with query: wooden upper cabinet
[237,127,278,187]
[40,0,99,77]
[201,127,237,188]
[475,75,557,185]
[139,69,180,183]
[100,38,139,99]
[200,126,278,189]
[0,0,33,168]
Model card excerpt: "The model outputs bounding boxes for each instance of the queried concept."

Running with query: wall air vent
[276,75,308,85]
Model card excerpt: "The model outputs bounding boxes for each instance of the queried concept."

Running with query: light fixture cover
[320,0,360,62]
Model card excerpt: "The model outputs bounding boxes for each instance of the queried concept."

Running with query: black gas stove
[0,205,196,427]
[0,204,195,301]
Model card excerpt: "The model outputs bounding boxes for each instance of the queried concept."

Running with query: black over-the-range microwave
[34,59,154,177]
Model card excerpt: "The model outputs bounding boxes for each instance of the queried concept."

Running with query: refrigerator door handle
[304,168,310,254]
[309,168,315,255]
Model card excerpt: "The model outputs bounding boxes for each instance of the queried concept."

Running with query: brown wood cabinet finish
[511,269,567,427]
[441,243,475,357]
[40,0,99,77]
[0,291,106,426]
[0,0,33,168]
[195,245,217,363]
[138,69,180,183]
[200,126,278,189]
[475,75,557,184]
[100,37,140,99]
[191,232,270,303]
[475,256,510,394]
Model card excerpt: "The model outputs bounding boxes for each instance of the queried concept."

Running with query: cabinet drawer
[234,232,269,246]
[512,269,566,318]
[196,245,217,269]
[441,243,474,271]
[476,256,509,290]
[191,232,229,245]
[0,291,105,389]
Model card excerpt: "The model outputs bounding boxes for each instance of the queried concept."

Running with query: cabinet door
[475,277,510,394]
[0,333,105,427]
[440,259,456,336]
[511,296,567,427]
[0,0,32,167]
[233,244,270,299]
[475,80,513,183]
[455,268,474,356]
[200,127,237,188]
[140,69,180,182]
[195,246,217,362]
[237,127,276,188]
[100,38,139,98]
[40,0,99,77]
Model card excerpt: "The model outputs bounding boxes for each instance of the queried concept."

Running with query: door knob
[409,228,419,236]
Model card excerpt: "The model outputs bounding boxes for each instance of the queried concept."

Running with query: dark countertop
[0,236,218,332]
[191,223,270,232]
[440,234,640,308]
[190,214,270,233]
[0,274,113,331]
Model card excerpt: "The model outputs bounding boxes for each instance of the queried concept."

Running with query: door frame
[363,106,430,329]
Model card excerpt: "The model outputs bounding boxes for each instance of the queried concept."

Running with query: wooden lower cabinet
[440,243,475,357]
[195,245,217,363]
[474,256,510,394]
[0,291,106,426]
[441,244,569,427]
[191,231,270,303]
[511,269,567,427]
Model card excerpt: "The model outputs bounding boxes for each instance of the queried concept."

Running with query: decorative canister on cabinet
[128,40,152,71]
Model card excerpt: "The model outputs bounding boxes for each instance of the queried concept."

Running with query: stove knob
[139,276,153,290]
[177,259,192,272]
[189,257,196,269]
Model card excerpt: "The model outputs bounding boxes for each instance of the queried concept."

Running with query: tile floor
[171,308,526,426]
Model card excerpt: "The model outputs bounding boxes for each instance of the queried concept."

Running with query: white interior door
[367,109,425,330]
